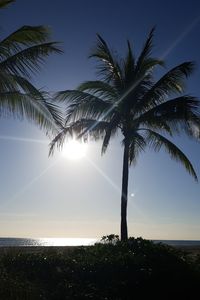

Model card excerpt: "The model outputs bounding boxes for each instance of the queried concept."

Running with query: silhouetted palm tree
[50,29,200,241]
[0,0,62,132]
[0,0,13,9]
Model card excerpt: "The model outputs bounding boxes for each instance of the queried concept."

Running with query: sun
[61,139,88,160]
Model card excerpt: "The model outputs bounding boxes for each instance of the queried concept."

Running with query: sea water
[0,238,200,247]
[0,237,97,246]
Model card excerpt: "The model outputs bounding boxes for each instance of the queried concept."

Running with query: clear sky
[0,0,200,240]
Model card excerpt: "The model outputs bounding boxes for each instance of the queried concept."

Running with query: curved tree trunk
[120,138,129,241]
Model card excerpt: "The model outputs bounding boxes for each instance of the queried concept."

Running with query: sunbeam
[6,158,60,205]
[85,156,149,220]
[161,15,200,59]
[0,135,48,144]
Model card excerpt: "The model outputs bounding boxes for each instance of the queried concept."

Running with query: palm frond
[49,127,71,156]
[131,28,164,84]
[128,132,146,165]
[184,118,200,139]
[136,57,164,77]
[136,95,200,136]
[77,80,118,101]
[0,0,14,9]
[74,119,109,140]
[140,118,172,135]
[124,74,153,113]
[44,101,64,130]
[0,73,64,131]
[0,26,52,58]
[101,115,120,154]
[135,27,155,73]
[0,42,62,78]
[0,71,18,91]
[137,62,195,112]
[9,74,44,94]
[145,129,198,181]
[49,119,109,156]
[89,34,123,89]
[55,90,112,123]
[0,91,61,134]
[123,40,135,84]
[0,72,43,95]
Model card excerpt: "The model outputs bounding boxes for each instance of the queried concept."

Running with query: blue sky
[0,0,200,239]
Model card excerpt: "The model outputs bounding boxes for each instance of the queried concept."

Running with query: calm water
[0,238,98,247]
[0,238,200,247]
[154,240,200,246]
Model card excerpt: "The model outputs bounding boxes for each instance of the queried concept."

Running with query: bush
[0,237,199,299]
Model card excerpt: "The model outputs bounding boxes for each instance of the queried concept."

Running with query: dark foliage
[0,237,199,299]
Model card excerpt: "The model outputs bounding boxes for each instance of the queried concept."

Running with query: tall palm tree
[0,0,62,133]
[50,29,200,241]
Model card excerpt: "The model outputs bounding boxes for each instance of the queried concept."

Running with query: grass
[0,236,199,299]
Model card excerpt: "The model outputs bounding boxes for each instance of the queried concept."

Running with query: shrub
[0,237,199,299]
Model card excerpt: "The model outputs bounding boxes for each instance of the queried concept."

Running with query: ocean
[153,240,200,246]
[0,238,97,247]
[0,237,200,247]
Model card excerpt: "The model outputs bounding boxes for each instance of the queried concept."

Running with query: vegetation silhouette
[50,28,200,241]
[0,237,200,299]
[0,0,62,133]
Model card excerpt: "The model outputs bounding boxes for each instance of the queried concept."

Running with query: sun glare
[61,139,88,160]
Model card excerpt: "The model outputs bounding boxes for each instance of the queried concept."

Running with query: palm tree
[0,0,13,9]
[50,28,200,241]
[0,0,62,133]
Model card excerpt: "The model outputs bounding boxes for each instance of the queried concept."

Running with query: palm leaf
[44,101,64,130]
[137,62,195,113]
[128,132,146,165]
[0,26,52,58]
[127,131,146,165]
[0,71,18,91]
[89,34,123,89]
[0,91,62,134]
[0,42,62,78]
[133,27,164,84]
[0,72,43,94]
[136,58,164,77]
[55,90,112,123]
[136,95,200,136]
[134,27,155,73]
[77,80,118,100]
[123,40,135,84]
[49,127,70,156]
[0,0,14,9]
[123,74,153,114]
[8,74,44,94]
[49,119,109,156]
[145,129,198,181]
[101,114,120,154]
[0,73,64,131]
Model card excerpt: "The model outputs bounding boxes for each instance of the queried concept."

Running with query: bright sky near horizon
[0,0,200,240]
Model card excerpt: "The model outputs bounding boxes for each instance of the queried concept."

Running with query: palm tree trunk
[120,138,129,241]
